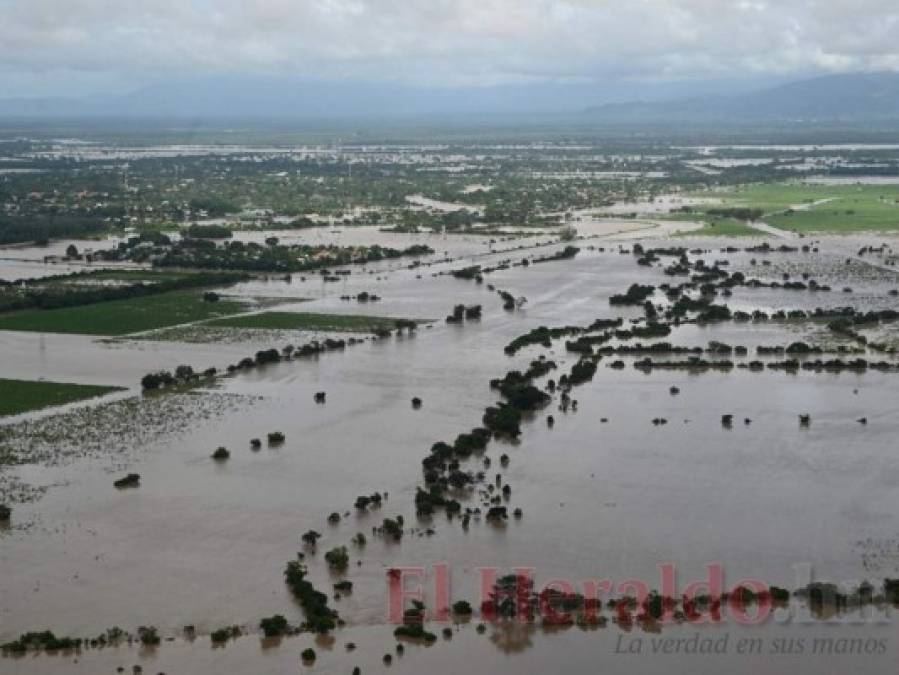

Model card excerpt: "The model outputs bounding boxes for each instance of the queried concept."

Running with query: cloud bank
[1,0,898,95]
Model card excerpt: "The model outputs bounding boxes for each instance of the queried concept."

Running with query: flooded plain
[3,227,899,674]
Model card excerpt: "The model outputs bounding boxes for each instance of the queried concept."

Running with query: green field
[66,269,197,283]
[678,217,762,237]
[0,290,248,335]
[690,183,899,234]
[0,269,199,307]
[207,311,424,332]
[0,378,124,417]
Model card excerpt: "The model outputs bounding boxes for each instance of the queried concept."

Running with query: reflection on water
[488,620,537,654]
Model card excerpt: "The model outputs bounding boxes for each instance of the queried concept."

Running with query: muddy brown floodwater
[3,229,899,674]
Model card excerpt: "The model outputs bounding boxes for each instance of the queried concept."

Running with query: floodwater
[0,236,136,281]
[589,195,722,216]
[4,621,897,675]
[3,231,899,674]
[405,194,484,214]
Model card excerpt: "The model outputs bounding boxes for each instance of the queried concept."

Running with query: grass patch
[677,217,762,237]
[768,197,899,232]
[0,269,195,306]
[0,290,248,335]
[0,379,124,417]
[690,183,899,233]
[207,311,425,332]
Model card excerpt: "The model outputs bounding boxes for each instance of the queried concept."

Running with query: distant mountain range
[0,76,758,120]
[1,72,898,123]
[585,72,899,123]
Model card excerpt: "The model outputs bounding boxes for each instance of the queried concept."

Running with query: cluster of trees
[490,366,553,411]
[568,359,598,385]
[610,283,656,305]
[283,561,340,633]
[706,207,765,221]
[188,197,240,217]
[210,626,240,644]
[324,546,349,571]
[379,516,404,541]
[258,615,289,638]
[141,364,217,390]
[630,356,898,374]
[1,631,82,654]
[505,325,583,355]
[393,623,437,642]
[113,473,140,489]
[354,492,383,510]
[1,271,247,314]
[497,289,517,310]
[445,304,481,324]
[145,337,363,390]
[416,359,559,519]
[0,214,107,246]
[183,224,233,239]
[451,265,481,280]
[415,485,463,517]
[531,245,580,264]
[151,241,435,274]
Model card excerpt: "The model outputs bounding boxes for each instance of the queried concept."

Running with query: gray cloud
[1,0,898,95]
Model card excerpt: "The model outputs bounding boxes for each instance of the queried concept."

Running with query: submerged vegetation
[7,129,899,672]
[99,234,434,273]
[113,473,140,489]
[284,560,340,633]
[208,311,428,333]
[1,631,83,654]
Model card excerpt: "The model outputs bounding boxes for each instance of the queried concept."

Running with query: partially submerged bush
[301,530,322,546]
[325,546,350,571]
[259,615,289,638]
[141,371,175,390]
[211,446,230,461]
[486,506,508,523]
[380,516,404,541]
[113,473,140,489]
[284,561,339,633]
[137,626,160,646]
[211,626,239,644]
[483,404,521,437]
[354,492,382,511]
[1,631,82,654]
[394,624,437,642]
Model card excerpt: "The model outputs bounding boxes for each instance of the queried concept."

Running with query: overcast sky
[1,0,898,97]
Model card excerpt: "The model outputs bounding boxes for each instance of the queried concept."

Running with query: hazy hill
[1,72,898,123]
[586,72,899,122]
